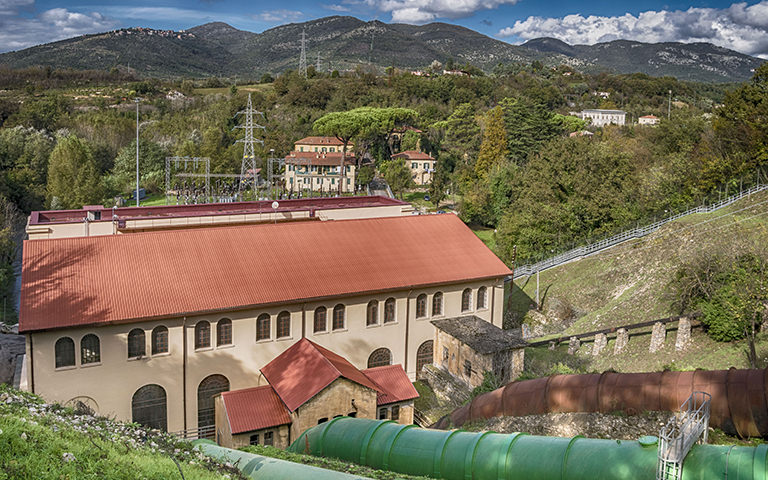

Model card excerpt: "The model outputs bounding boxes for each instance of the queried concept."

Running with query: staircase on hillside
[656,391,711,480]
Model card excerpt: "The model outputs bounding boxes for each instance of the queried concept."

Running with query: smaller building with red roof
[214,338,418,449]
[391,150,436,185]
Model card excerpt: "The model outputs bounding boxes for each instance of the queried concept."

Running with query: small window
[416,294,427,318]
[152,326,169,355]
[464,360,472,377]
[80,334,100,364]
[378,408,388,420]
[477,287,488,310]
[368,348,392,368]
[257,314,271,341]
[391,405,400,421]
[55,337,75,368]
[314,307,327,333]
[443,346,449,361]
[264,431,274,446]
[195,321,211,349]
[461,288,472,312]
[128,329,145,358]
[318,417,329,424]
[411,162,417,169]
[332,304,345,330]
[366,300,379,326]
[217,319,232,346]
[384,298,396,323]
[432,292,443,316]
[347,412,357,418]
[249,434,259,445]
[277,311,291,338]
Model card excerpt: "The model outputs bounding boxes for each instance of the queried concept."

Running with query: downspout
[490,284,496,327]
[29,334,35,394]
[183,317,187,432]
[404,290,412,373]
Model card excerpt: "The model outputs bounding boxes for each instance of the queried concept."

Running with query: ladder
[656,391,711,480]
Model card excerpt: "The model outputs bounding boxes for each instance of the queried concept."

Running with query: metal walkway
[656,391,711,480]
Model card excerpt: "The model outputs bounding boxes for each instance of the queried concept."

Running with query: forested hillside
[0,62,766,323]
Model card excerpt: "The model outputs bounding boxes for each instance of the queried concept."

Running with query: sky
[1,0,768,58]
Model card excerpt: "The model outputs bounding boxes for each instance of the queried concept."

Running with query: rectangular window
[264,431,274,446]
[424,163,430,169]
[346,178,350,184]
[300,147,304,152]
[332,178,336,185]
[411,162,417,169]
[378,408,388,420]
[249,434,259,445]
[464,360,472,377]
[443,347,449,361]
[391,405,400,422]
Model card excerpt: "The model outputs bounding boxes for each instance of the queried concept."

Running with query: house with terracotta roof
[284,136,356,194]
[214,338,417,448]
[638,115,660,126]
[19,214,511,438]
[391,151,436,185]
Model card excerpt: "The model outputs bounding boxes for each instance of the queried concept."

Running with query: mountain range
[0,16,763,83]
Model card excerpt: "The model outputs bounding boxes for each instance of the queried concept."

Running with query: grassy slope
[0,385,238,480]
[513,190,768,374]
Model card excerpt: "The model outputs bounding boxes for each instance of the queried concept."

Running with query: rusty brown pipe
[433,367,768,438]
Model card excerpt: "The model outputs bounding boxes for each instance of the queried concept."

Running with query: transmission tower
[299,29,308,78]
[234,93,266,195]
[316,52,321,72]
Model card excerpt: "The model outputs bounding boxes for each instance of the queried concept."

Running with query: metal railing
[171,424,215,440]
[656,391,711,480]
[515,184,768,278]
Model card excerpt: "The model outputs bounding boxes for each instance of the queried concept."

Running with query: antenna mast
[234,93,266,195]
[299,29,308,78]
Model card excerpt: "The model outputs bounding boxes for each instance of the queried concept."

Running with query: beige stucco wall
[284,164,356,194]
[294,141,352,153]
[26,278,505,434]
[407,159,435,185]
[230,425,290,449]
[290,378,377,441]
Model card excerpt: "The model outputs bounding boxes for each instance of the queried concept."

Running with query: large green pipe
[192,439,373,480]
[288,417,768,480]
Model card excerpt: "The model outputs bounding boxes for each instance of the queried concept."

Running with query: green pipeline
[192,439,373,480]
[287,417,768,480]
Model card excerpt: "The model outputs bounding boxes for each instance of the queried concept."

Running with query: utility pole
[234,93,266,197]
[299,29,307,78]
[668,90,672,120]
[135,98,141,207]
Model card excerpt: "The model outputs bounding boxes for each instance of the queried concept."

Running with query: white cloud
[366,0,519,24]
[323,4,352,12]
[0,4,117,53]
[497,1,768,57]
[254,9,304,22]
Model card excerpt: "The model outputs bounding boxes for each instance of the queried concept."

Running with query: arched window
[195,321,211,349]
[432,292,443,316]
[217,319,232,346]
[314,307,327,333]
[256,313,271,341]
[55,337,75,368]
[461,288,472,312]
[152,326,168,355]
[198,374,229,438]
[132,384,167,431]
[332,304,345,330]
[366,300,379,326]
[477,286,488,310]
[128,329,145,358]
[80,334,100,364]
[277,311,291,338]
[416,340,434,379]
[384,298,396,323]
[416,294,427,318]
[367,348,392,368]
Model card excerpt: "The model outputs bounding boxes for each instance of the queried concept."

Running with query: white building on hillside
[578,109,626,127]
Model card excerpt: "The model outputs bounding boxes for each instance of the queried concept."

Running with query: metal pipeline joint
[434,367,768,438]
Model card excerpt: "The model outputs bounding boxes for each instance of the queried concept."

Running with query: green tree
[47,135,104,209]
[110,140,168,194]
[380,158,413,198]
[475,106,508,179]
[499,97,563,164]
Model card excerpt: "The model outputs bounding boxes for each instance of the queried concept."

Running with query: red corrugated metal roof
[220,385,291,434]
[392,151,434,160]
[363,365,420,405]
[261,339,379,412]
[19,214,510,332]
